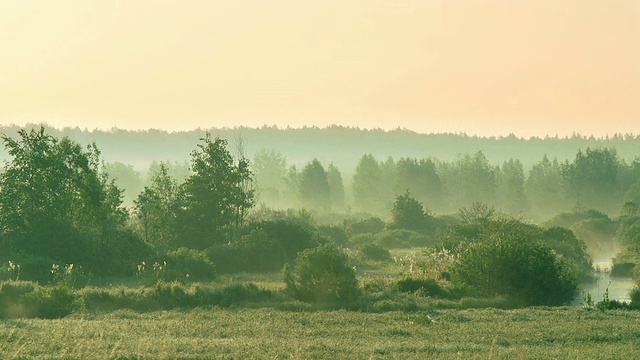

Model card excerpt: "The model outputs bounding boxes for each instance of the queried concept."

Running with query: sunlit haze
[1,0,638,137]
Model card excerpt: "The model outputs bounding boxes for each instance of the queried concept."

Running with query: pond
[573,261,636,305]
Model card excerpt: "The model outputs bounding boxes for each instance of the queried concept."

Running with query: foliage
[50,263,91,289]
[450,235,577,306]
[133,162,180,248]
[396,278,449,298]
[317,225,349,247]
[19,285,82,319]
[207,229,287,274]
[359,243,392,262]
[326,163,346,211]
[390,191,434,233]
[345,217,386,236]
[138,248,216,284]
[178,133,254,249]
[298,158,331,212]
[0,127,144,280]
[284,243,360,303]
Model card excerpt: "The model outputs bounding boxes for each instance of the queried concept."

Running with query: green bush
[3,255,57,284]
[20,285,82,319]
[397,278,449,298]
[0,281,38,318]
[318,225,349,247]
[284,243,360,303]
[450,236,577,306]
[345,217,385,236]
[138,248,216,285]
[359,243,392,262]
[164,248,216,282]
[207,229,287,273]
[375,229,434,248]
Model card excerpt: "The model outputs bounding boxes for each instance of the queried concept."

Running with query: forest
[2,125,640,357]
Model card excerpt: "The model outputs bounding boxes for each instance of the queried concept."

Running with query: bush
[318,225,349,247]
[375,229,434,248]
[20,285,82,319]
[345,217,385,236]
[359,243,392,262]
[284,243,360,303]
[450,236,577,306]
[207,229,287,273]
[397,278,449,298]
[164,248,216,282]
[138,248,216,285]
[0,281,38,318]
[3,255,57,284]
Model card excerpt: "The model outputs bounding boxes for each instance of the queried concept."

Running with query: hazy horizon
[2,0,638,138]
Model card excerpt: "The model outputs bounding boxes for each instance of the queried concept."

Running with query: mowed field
[1,306,639,359]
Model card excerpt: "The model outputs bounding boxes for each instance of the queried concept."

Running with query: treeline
[2,123,640,175]
[256,147,639,221]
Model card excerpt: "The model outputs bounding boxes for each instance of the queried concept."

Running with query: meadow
[2,306,639,359]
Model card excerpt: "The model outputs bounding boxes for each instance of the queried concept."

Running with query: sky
[1,0,638,137]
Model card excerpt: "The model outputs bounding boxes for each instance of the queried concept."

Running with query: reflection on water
[573,261,636,305]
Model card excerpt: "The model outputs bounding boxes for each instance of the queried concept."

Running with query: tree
[352,154,388,214]
[439,151,496,212]
[390,191,433,232]
[252,148,288,208]
[525,155,565,219]
[394,157,442,209]
[326,163,345,212]
[451,234,576,306]
[496,158,528,215]
[562,148,624,214]
[133,162,179,248]
[298,158,331,212]
[178,133,254,249]
[103,162,144,207]
[0,127,146,279]
[283,243,360,303]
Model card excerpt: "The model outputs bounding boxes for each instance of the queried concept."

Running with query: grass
[1,306,639,359]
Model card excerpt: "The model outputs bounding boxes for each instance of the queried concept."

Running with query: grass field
[2,306,639,359]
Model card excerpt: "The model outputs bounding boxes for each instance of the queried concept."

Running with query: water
[573,261,636,305]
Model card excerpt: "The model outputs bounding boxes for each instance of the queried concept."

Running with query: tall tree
[352,154,387,215]
[525,155,565,219]
[179,133,254,249]
[0,127,146,278]
[497,158,528,215]
[298,158,331,213]
[326,163,346,212]
[133,163,180,248]
[394,157,442,209]
[562,148,622,213]
[252,148,288,208]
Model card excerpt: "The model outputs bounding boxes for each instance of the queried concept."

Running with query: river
[573,260,636,305]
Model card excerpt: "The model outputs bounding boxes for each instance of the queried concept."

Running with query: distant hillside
[1,124,639,174]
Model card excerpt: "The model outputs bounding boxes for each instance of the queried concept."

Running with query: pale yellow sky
[1,0,638,137]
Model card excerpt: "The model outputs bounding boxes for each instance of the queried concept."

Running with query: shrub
[450,236,577,306]
[4,255,57,284]
[397,278,449,298]
[20,285,82,319]
[318,225,349,247]
[375,229,434,248]
[359,243,392,262]
[0,281,38,318]
[164,248,216,282]
[284,243,360,303]
[137,248,216,285]
[51,263,91,289]
[345,217,385,236]
[207,229,287,273]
